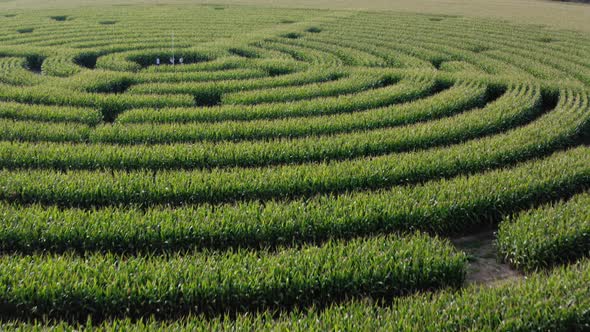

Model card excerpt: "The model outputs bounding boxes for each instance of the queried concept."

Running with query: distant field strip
[0,5,589,329]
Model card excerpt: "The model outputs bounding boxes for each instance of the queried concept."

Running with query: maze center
[0,4,589,329]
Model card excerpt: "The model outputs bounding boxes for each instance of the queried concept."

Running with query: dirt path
[452,229,522,285]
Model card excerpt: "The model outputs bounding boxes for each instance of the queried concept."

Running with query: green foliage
[3,259,589,331]
[0,101,102,124]
[0,83,490,169]
[498,191,590,271]
[0,5,589,328]
[0,146,589,254]
[117,75,434,124]
[0,234,466,321]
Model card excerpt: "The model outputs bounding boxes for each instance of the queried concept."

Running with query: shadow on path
[452,229,521,285]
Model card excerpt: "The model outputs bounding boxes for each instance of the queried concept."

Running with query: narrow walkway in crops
[452,229,521,285]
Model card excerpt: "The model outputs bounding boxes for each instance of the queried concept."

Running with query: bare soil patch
[452,229,522,285]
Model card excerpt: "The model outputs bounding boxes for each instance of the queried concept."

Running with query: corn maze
[0,4,589,330]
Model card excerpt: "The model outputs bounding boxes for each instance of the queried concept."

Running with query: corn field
[0,4,589,330]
